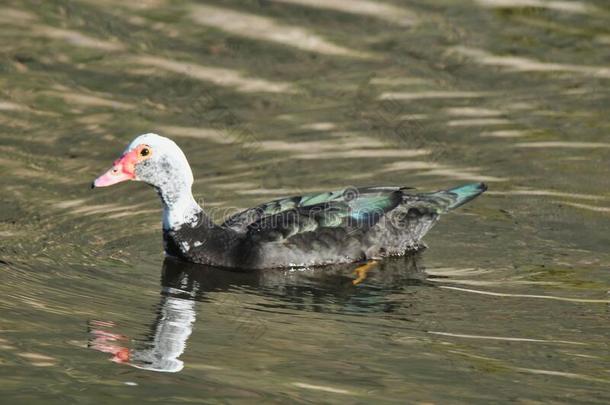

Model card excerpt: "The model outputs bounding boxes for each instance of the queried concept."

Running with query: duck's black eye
[140,148,150,157]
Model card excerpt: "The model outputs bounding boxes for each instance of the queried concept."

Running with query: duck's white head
[93,133,201,230]
[92,133,193,190]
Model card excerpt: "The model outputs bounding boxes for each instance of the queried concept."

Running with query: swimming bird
[92,133,486,270]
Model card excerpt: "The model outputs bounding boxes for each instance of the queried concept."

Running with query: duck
[92,133,487,270]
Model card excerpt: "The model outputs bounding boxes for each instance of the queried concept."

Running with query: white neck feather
[162,188,202,231]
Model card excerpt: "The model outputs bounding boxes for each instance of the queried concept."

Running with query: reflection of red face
[113,347,130,363]
[88,321,130,364]
[93,144,153,188]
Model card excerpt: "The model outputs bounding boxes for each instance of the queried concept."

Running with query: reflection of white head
[130,294,196,373]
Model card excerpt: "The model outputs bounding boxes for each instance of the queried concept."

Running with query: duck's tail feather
[414,182,487,213]
[442,182,488,211]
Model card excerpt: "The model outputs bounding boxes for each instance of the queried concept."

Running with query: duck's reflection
[88,283,197,372]
[89,255,428,372]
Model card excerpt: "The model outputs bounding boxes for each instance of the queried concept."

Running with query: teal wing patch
[222,186,405,235]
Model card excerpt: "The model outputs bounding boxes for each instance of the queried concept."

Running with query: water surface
[1,0,609,403]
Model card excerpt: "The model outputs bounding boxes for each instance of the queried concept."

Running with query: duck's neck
[156,182,205,231]
[158,182,239,267]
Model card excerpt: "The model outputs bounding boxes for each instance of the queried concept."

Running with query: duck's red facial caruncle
[92,144,153,188]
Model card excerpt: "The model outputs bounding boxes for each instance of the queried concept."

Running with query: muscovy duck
[92,133,486,270]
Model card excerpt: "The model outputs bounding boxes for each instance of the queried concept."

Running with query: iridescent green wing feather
[242,187,404,243]
[222,186,406,234]
[222,183,487,243]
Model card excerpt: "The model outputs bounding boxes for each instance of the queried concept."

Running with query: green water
[1,0,609,403]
